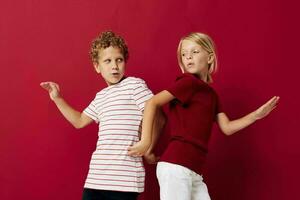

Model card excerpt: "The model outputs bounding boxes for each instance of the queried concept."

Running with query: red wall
[0,0,298,199]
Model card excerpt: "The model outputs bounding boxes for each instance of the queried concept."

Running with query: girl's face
[180,39,212,79]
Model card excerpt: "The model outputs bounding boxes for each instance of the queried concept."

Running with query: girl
[128,32,279,200]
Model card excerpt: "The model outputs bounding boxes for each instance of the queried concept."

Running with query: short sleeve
[215,94,223,115]
[132,79,153,111]
[167,73,198,104]
[83,98,99,123]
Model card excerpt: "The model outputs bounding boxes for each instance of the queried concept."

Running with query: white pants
[156,162,211,200]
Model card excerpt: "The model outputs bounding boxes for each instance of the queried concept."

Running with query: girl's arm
[216,96,280,136]
[40,82,93,129]
[128,90,174,156]
[143,108,167,164]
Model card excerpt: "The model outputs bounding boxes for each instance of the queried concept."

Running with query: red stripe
[101,103,136,110]
[89,163,143,168]
[133,88,148,95]
[101,81,141,93]
[88,172,145,178]
[101,118,140,122]
[103,114,142,117]
[100,129,140,132]
[100,123,140,127]
[103,108,140,112]
[98,138,138,141]
[96,94,132,105]
[85,181,144,188]
[87,177,144,183]
[99,133,139,138]
[135,93,151,101]
[96,143,130,146]
[95,148,128,151]
[92,153,133,157]
[89,168,144,173]
[91,158,140,163]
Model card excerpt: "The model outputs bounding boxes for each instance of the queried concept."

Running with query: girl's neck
[199,72,208,83]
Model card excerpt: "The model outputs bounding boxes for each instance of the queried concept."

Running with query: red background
[0,0,298,199]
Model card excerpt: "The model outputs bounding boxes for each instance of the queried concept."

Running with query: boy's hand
[144,152,160,164]
[127,141,150,157]
[254,96,280,120]
[40,82,61,101]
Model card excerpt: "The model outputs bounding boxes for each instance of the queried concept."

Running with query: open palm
[254,96,280,120]
[40,82,61,101]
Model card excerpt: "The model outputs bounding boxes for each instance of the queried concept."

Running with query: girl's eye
[182,53,185,57]
[104,59,111,63]
[193,50,199,54]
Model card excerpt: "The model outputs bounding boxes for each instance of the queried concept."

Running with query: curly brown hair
[90,31,129,63]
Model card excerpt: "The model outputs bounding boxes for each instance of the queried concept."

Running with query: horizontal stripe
[88,172,145,178]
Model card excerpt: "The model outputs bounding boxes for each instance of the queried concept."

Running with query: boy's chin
[105,77,124,86]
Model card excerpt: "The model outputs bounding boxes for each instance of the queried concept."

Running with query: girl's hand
[40,82,61,101]
[127,140,150,157]
[254,96,280,120]
[144,152,160,164]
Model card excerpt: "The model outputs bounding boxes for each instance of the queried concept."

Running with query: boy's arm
[128,90,174,157]
[40,82,93,129]
[216,96,280,136]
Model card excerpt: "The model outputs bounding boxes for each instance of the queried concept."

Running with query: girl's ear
[93,62,101,73]
[208,53,214,64]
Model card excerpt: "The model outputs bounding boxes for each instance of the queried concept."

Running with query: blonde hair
[177,32,218,83]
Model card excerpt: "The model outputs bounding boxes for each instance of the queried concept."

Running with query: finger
[128,151,142,157]
[53,82,60,91]
[49,82,59,92]
[265,96,277,106]
[40,83,51,91]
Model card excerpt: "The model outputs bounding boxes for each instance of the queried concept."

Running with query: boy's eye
[117,58,124,62]
[193,50,199,53]
[181,53,185,57]
[104,59,111,63]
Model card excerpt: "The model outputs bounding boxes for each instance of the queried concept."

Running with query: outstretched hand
[254,96,280,120]
[40,82,61,101]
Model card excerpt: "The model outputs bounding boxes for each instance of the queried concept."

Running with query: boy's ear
[93,62,101,73]
[208,54,214,64]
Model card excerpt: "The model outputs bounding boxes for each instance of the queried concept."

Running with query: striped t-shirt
[83,77,153,193]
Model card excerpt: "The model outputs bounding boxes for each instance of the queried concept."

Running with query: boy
[41,31,157,200]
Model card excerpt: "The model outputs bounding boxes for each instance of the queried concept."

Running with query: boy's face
[94,46,126,86]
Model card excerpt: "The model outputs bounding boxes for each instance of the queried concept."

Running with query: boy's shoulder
[96,77,147,95]
[124,76,147,85]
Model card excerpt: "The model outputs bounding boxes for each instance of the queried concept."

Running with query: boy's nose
[112,62,119,70]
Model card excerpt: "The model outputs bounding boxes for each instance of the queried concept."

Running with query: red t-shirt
[160,73,222,175]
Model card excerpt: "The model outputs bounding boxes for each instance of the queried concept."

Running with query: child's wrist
[250,111,259,122]
[53,96,63,103]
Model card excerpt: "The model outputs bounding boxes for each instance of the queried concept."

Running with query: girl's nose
[186,54,192,59]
